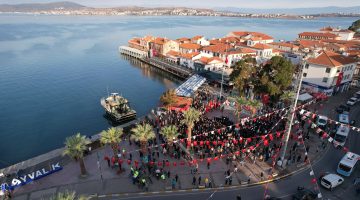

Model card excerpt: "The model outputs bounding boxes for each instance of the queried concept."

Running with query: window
[303,73,307,77]
[325,68,331,73]
[322,77,328,83]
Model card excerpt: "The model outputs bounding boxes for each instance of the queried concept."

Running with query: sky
[1,0,360,8]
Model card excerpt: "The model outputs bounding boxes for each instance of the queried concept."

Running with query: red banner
[336,72,343,86]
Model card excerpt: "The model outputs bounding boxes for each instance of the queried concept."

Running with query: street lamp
[220,67,224,100]
[279,62,305,165]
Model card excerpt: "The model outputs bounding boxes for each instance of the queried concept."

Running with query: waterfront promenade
[0,103,329,200]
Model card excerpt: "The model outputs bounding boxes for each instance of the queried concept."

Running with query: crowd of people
[102,87,324,191]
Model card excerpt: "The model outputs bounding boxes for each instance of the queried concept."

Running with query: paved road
[99,89,360,200]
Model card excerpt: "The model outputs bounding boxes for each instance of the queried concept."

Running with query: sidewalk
[7,93,347,200]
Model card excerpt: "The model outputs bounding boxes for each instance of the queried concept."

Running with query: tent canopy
[298,93,313,102]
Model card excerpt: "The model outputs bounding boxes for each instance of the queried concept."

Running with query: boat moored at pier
[100,93,136,123]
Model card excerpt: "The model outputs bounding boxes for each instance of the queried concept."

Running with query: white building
[194,57,224,72]
[302,51,357,95]
[191,35,210,46]
[226,31,274,44]
[320,27,356,41]
[179,52,206,69]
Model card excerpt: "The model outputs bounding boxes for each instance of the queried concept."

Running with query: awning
[298,93,313,102]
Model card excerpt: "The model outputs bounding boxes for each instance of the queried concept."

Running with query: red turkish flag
[336,72,343,86]
[173,162,177,167]
[269,134,273,141]
[264,140,269,146]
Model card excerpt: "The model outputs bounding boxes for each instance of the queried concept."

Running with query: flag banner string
[298,108,360,132]
[105,110,290,167]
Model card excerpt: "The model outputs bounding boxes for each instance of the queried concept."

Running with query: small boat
[101,93,136,123]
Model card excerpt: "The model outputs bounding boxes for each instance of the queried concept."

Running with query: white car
[320,174,344,190]
[346,97,358,106]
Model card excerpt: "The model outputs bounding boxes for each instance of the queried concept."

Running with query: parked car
[320,174,344,190]
[347,97,358,106]
[292,186,317,200]
[336,104,350,114]
[354,91,360,98]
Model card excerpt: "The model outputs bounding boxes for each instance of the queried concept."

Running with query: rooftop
[230,31,273,40]
[179,43,202,49]
[298,32,338,38]
[307,51,357,67]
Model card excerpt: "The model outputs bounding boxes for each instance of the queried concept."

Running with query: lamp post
[279,62,305,164]
[219,67,224,100]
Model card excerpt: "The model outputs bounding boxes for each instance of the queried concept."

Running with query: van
[320,174,344,190]
[333,124,350,147]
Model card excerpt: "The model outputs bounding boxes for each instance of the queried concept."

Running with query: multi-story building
[298,32,340,41]
[179,43,202,54]
[268,42,299,53]
[320,27,355,41]
[226,31,274,44]
[150,37,179,57]
[191,35,210,46]
[302,51,357,95]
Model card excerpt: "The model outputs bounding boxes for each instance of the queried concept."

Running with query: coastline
[0,115,148,174]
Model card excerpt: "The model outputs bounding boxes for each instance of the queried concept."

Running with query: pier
[119,46,193,79]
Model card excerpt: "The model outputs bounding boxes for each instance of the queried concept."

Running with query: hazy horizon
[1,0,359,9]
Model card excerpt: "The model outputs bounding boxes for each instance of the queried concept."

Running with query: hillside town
[121,26,360,96]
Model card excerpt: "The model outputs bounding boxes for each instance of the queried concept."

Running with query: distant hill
[0,1,86,12]
[216,6,360,15]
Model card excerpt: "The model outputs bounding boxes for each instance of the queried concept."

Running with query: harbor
[119,46,193,79]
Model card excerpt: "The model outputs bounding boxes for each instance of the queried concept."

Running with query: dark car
[292,187,317,200]
[336,104,350,114]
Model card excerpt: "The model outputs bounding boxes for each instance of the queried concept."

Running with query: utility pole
[280,62,305,164]
[220,67,224,99]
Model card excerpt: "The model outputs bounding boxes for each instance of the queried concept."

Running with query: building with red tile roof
[179,43,202,54]
[268,42,299,52]
[298,32,340,41]
[302,51,357,95]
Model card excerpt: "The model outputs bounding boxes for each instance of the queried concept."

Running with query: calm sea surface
[0,14,356,168]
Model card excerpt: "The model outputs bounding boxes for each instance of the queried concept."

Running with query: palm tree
[181,107,201,146]
[160,125,179,146]
[160,89,177,107]
[280,90,295,106]
[49,191,89,200]
[235,97,262,118]
[131,123,155,153]
[100,127,123,159]
[63,133,90,176]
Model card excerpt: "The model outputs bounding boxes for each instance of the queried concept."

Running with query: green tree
[260,56,295,97]
[348,19,360,33]
[181,108,201,146]
[63,133,90,176]
[160,89,177,107]
[100,127,123,159]
[49,191,89,200]
[280,90,295,106]
[131,123,155,153]
[160,125,179,146]
[230,58,256,96]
